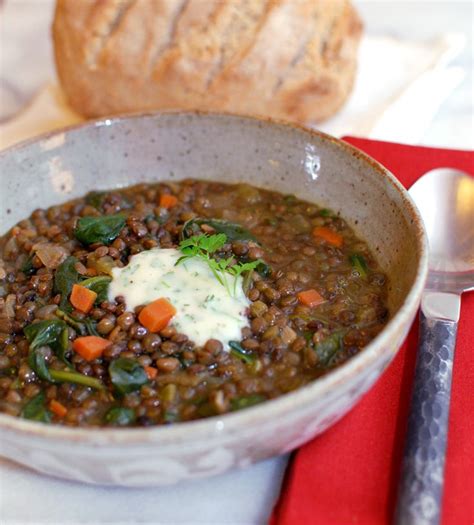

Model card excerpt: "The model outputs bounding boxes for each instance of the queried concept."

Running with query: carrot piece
[49,399,67,418]
[159,194,178,209]
[297,289,325,308]
[70,284,97,314]
[72,336,111,361]
[312,226,343,247]
[144,366,158,380]
[138,298,177,333]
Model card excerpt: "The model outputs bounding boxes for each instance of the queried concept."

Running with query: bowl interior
[0,112,422,319]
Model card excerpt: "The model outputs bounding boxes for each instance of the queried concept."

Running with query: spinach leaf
[255,260,271,277]
[57,327,71,363]
[20,255,36,276]
[0,366,17,378]
[56,309,98,337]
[85,191,131,211]
[80,275,112,304]
[21,392,51,423]
[49,369,104,390]
[109,358,148,395]
[229,341,255,364]
[25,324,103,389]
[85,191,106,210]
[163,410,179,423]
[181,218,256,242]
[314,331,345,367]
[319,208,332,217]
[24,319,71,368]
[28,348,53,382]
[104,407,136,426]
[24,319,67,351]
[242,270,253,294]
[231,394,266,411]
[265,217,279,227]
[24,319,75,383]
[54,256,81,310]
[161,384,177,402]
[283,194,297,205]
[241,260,270,292]
[196,401,215,418]
[350,254,368,279]
[74,214,126,246]
[82,318,99,336]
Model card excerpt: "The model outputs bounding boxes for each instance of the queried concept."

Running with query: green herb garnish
[74,214,126,246]
[176,233,263,296]
[109,358,148,395]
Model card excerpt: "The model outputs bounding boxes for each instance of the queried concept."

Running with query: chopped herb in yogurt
[108,248,250,348]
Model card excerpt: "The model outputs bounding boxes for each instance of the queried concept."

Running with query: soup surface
[0,180,388,426]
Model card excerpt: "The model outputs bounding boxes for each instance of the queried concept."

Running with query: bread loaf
[53,0,362,123]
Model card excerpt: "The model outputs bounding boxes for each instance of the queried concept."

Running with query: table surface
[0,2,472,524]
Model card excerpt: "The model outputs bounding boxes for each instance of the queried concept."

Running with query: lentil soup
[0,180,388,427]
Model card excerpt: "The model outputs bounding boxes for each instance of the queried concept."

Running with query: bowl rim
[0,110,429,445]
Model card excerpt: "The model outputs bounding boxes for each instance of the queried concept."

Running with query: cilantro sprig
[176,233,263,296]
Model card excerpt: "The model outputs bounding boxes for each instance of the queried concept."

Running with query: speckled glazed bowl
[0,113,428,486]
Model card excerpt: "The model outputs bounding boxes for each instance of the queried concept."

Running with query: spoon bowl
[410,168,474,291]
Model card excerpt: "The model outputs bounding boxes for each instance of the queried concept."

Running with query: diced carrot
[70,284,97,314]
[297,289,325,308]
[138,298,177,333]
[144,366,158,380]
[312,226,343,247]
[159,194,178,209]
[49,399,68,418]
[72,335,111,361]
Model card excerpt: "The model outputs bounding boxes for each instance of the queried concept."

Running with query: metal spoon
[395,168,474,525]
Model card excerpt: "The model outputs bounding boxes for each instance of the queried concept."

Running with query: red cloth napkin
[270,137,474,525]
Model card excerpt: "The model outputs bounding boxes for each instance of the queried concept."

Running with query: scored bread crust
[53,0,363,123]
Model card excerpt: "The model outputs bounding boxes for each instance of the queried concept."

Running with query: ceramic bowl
[0,112,428,486]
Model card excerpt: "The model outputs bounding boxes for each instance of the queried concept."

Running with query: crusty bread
[53,0,362,123]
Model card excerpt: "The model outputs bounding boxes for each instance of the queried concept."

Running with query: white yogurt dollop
[108,248,250,349]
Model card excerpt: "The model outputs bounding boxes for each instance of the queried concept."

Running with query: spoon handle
[395,311,458,525]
